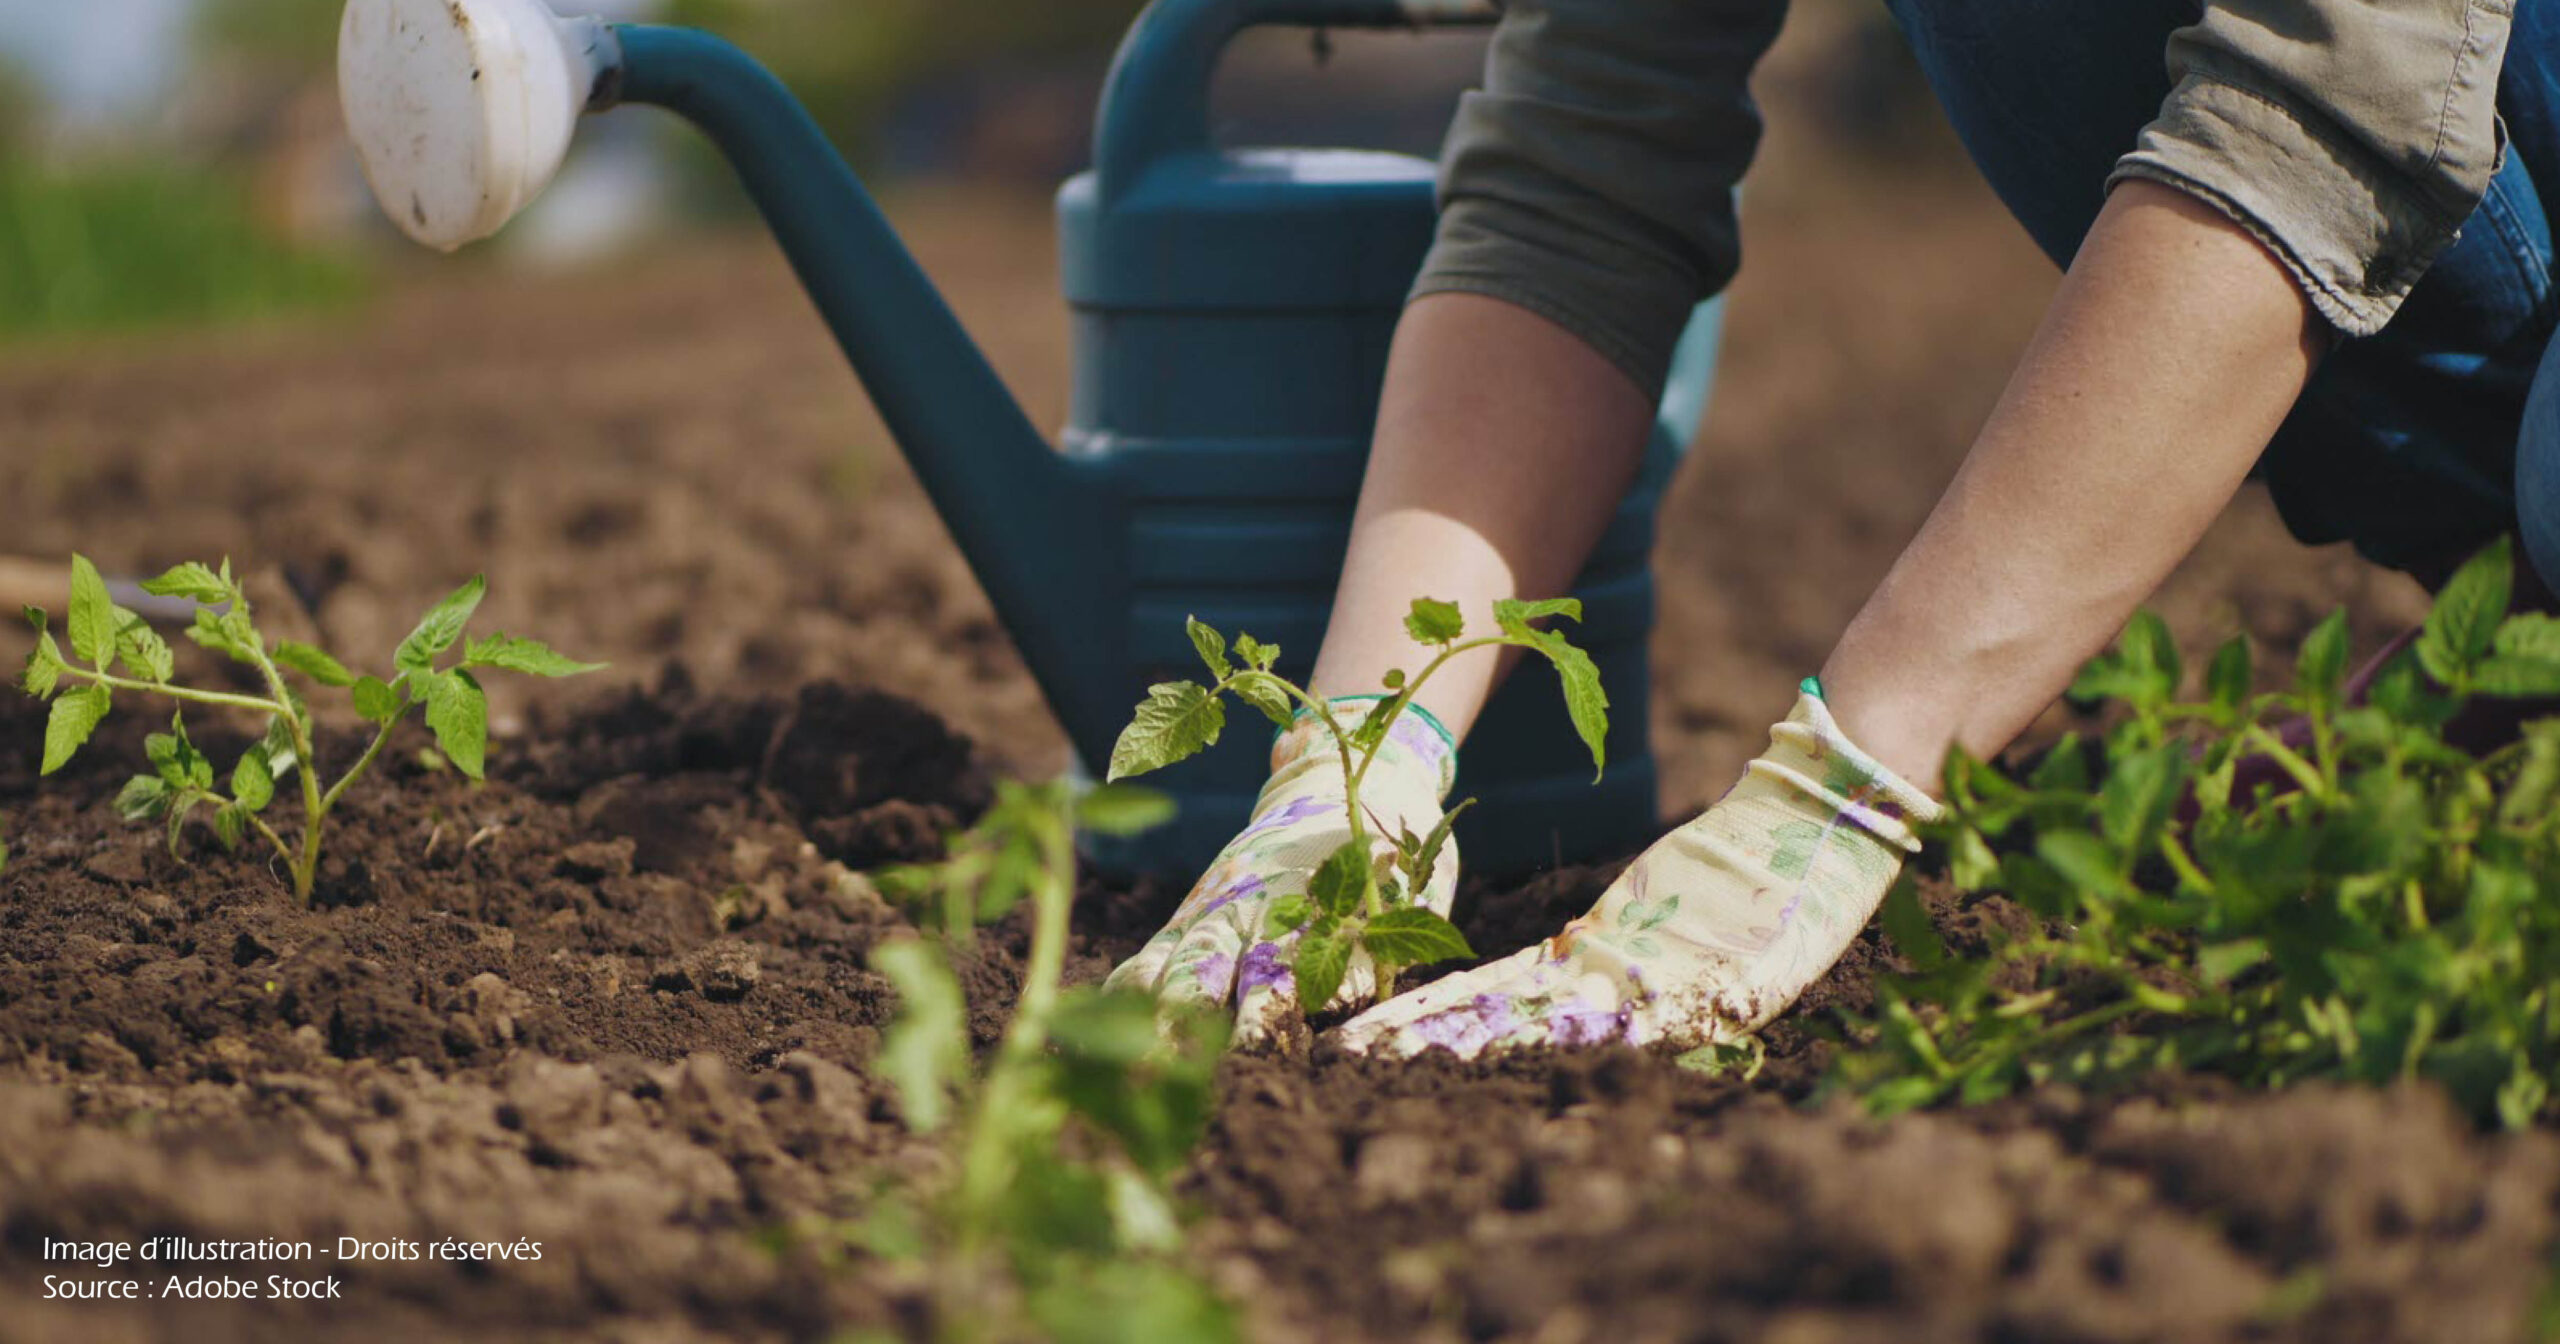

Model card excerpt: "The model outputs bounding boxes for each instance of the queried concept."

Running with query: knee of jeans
[2520,345,2560,590]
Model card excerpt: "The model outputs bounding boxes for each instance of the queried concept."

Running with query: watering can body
[334,0,1721,879]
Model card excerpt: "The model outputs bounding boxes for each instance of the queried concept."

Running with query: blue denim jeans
[1886,0,2560,592]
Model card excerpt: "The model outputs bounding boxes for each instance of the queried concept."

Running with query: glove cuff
[1754,687,1944,853]
[1271,695,1458,800]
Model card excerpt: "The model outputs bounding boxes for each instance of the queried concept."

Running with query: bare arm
[1310,292,1657,735]
[1821,180,2326,786]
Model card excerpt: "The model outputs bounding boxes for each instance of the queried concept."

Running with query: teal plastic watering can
[336,0,1722,877]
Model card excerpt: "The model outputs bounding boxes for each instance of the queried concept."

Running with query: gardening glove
[1337,682,1939,1059]
[1103,697,1458,1045]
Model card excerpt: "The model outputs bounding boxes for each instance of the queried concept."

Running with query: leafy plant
[1833,537,2560,1128]
[18,556,599,901]
[1106,598,1609,1018]
[854,780,1234,1344]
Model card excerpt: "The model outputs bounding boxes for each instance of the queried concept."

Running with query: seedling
[859,781,1234,1344]
[1107,597,1609,1017]
[1835,538,2560,1128]
[18,556,600,901]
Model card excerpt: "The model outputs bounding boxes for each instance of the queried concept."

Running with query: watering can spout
[339,1,1114,741]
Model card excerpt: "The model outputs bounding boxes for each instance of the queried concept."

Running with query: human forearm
[1821,180,2328,787]
[1311,292,1656,739]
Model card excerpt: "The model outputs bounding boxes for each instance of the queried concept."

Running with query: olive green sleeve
[1411,0,1787,402]
[2112,0,2514,336]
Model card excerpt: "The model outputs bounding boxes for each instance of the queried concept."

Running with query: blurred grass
[0,157,367,343]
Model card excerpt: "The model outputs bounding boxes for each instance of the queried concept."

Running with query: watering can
[335,0,1723,878]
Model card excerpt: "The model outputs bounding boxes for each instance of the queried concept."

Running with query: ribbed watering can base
[1074,761,1662,884]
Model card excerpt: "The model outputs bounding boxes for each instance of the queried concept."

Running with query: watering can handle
[1092,0,1500,199]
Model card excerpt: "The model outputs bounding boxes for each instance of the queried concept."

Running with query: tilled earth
[0,34,2540,1340]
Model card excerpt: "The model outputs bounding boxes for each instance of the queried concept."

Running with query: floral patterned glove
[1336,683,1938,1059]
[1103,697,1458,1045]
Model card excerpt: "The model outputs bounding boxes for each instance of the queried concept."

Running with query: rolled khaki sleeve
[2111,0,2514,336]
[1412,0,1786,401]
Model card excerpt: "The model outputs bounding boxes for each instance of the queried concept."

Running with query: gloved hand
[1336,682,1938,1059]
[1103,696,1458,1044]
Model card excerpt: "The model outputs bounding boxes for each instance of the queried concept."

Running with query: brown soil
[0,14,2538,1342]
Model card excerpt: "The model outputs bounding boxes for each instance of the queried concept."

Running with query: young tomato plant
[18,556,600,902]
[856,781,1234,1344]
[1106,597,1609,1015]
[1835,537,2560,1128]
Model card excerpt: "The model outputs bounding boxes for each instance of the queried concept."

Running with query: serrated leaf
[1228,670,1294,727]
[165,792,200,858]
[1400,797,1472,892]
[1233,633,1279,672]
[210,804,245,852]
[352,675,403,724]
[1405,597,1464,646]
[67,555,112,666]
[871,938,967,1132]
[1491,596,1583,636]
[1292,927,1353,1014]
[113,610,173,684]
[138,562,230,603]
[1517,626,1609,779]
[21,612,63,700]
[2417,536,2511,683]
[423,670,488,780]
[1351,696,1398,752]
[1362,906,1474,967]
[1265,892,1314,935]
[1308,839,1368,918]
[114,774,170,821]
[460,633,605,679]
[2495,612,2560,662]
[42,684,110,775]
[395,575,487,674]
[231,747,275,813]
[1185,616,1230,679]
[260,714,300,782]
[1106,682,1224,782]
[2295,609,2351,705]
[2471,653,2560,698]
[273,640,357,687]
[1076,784,1174,837]
[146,713,213,791]
[184,607,257,665]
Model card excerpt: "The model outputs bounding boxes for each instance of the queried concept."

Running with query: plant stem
[57,668,278,715]
[241,636,326,903]
[321,714,399,815]
[954,797,1076,1254]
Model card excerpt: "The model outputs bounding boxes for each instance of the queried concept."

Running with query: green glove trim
[1800,675,1825,702]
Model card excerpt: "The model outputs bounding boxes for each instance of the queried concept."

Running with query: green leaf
[1350,696,1398,752]
[114,610,173,684]
[1185,616,1230,679]
[1106,682,1224,782]
[184,607,258,665]
[2295,609,2351,705]
[2071,611,2179,710]
[114,774,171,821]
[1517,627,1609,779]
[42,685,110,775]
[1307,840,1368,918]
[460,633,605,679]
[870,938,968,1132]
[1292,927,1353,1014]
[423,670,489,780]
[1877,873,1945,972]
[1265,892,1314,935]
[2470,653,2560,698]
[146,713,212,790]
[1404,597,1464,646]
[1045,989,1222,1179]
[2417,536,2511,683]
[2207,635,2252,718]
[210,804,245,853]
[66,555,113,667]
[165,792,200,858]
[2036,829,2127,899]
[20,609,63,700]
[352,675,403,724]
[2495,612,2560,662]
[1076,784,1175,837]
[1233,633,1279,672]
[394,574,487,674]
[138,562,230,603]
[1228,671,1295,727]
[1362,906,1475,967]
[1399,796,1473,893]
[272,640,357,687]
[1491,597,1583,634]
[259,714,301,782]
[231,747,275,813]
